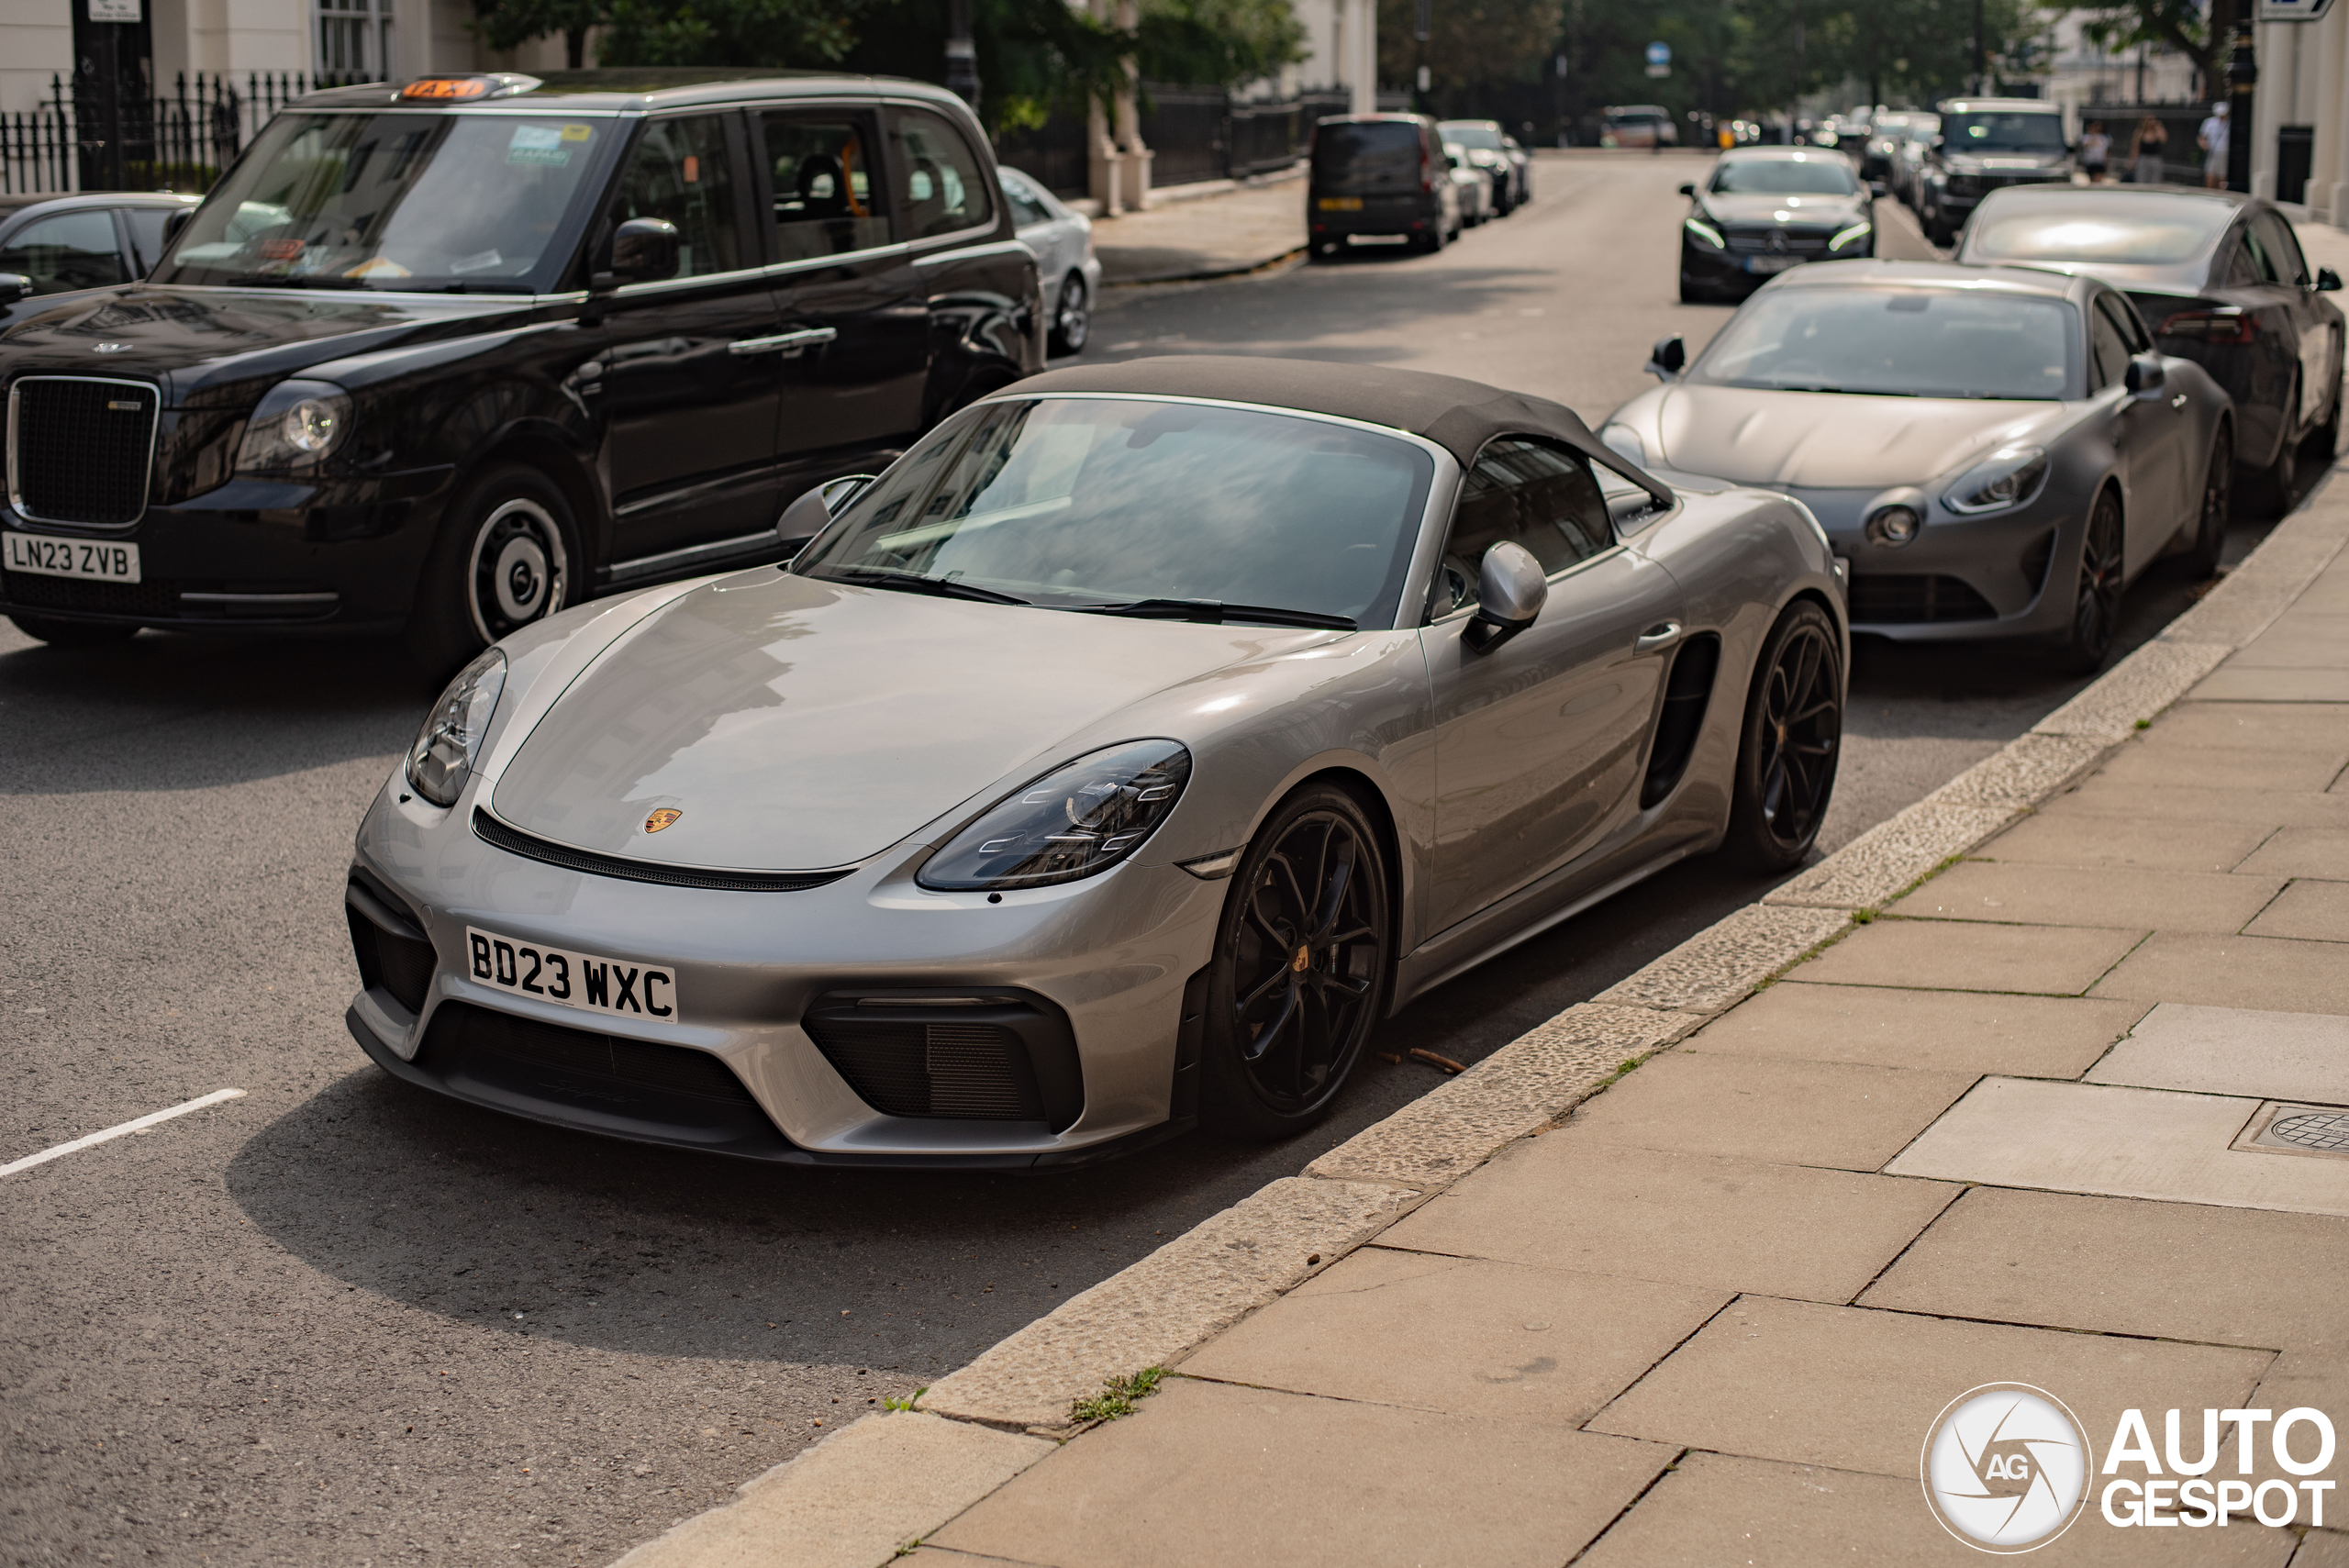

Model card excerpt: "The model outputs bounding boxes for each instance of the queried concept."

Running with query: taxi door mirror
[608,217,679,284]
[0,272,28,307]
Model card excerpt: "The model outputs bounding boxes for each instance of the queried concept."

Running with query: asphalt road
[0,152,2319,1568]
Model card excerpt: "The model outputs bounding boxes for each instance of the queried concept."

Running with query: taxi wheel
[7,613,137,647]
[1723,601,1842,873]
[1199,784,1392,1141]
[406,464,575,682]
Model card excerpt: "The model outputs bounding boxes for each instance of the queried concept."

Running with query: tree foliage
[2039,0,2232,98]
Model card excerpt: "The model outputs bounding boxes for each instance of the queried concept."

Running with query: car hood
[488,570,1310,872]
[0,284,545,409]
[1698,193,1866,227]
[1649,384,2068,488]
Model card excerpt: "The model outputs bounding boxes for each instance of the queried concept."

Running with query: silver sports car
[344,359,1847,1167]
[1605,261,2232,671]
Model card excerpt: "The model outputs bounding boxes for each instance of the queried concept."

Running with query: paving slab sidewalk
[612,482,2349,1562]
[1079,169,1308,285]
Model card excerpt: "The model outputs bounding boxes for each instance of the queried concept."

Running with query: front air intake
[800,990,1083,1129]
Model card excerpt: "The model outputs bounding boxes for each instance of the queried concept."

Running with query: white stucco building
[2251,5,2349,225]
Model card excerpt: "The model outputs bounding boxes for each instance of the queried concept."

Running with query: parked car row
[1306,114,1533,258]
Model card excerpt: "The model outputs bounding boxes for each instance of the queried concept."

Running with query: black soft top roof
[1010,355,1673,504]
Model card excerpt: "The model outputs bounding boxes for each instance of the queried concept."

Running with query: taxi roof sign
[395,73,541,102]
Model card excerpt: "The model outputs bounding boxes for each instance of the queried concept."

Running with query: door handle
[728,327,838,357]
[1633,621,1681,653]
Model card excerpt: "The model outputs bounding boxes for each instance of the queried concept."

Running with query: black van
[0,71,1041,671]
[1307,115,1461,257]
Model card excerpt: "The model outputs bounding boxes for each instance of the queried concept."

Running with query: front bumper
[0,469,450,632]
[1791,484,2081,643]
[346,771,1230,1166]
[1309,195,1444,242]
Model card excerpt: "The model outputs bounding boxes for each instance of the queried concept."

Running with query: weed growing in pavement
[1852,908,1878,924]
[2135,717,2152,729]
[1070,1367,1166,1423]
[882,1387,927,1412]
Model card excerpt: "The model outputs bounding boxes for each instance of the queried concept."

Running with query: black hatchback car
[0,71,1041,670]
[1958,183,2344,511]
[1307,115,1461,256]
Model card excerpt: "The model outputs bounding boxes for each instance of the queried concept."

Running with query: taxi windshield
[156,111,607,291]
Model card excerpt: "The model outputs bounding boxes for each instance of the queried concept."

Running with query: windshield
[1962,194,2233,265]
[1709,157,1860,195]
[157,111,607,291]
[1942,112,2065,154]
[1693,288,2077,400]
[799,397,1435,627]
[1441,124,1503,150]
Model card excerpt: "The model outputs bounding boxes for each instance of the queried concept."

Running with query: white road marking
[0,1089,246,1178]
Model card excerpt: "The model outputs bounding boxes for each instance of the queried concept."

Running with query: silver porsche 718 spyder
[1605,260,2232,672]
[343,358,1848,1168]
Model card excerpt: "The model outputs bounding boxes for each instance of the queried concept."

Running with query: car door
[587,111,787,565]
[2251,208,2341,440]
[2085,289,2166,574]
[756,105,930,487]
[1419,436,1687,937]
[2096,288,2185,568]
[888,102,1039,415]
[2222,221,2304,465]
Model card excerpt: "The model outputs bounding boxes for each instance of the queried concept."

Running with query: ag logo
[1921,1384,2092,1552]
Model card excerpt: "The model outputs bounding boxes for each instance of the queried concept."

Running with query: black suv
[0,71,1041,671]
[1917,97,2073,247]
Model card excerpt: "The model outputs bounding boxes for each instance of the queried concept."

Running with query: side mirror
[776,473,877,559]
[162,206,195,248]
[2123,353,2167,399]
[2319,267,2343,293]
[0,272,28,307]
[1464,541,1546,652]
[1645,334,1687,379]
[1677,182,1696,197]
[607,217,679,284]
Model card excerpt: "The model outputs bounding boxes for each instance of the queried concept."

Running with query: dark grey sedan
[1958,184,2344,514]
[0,191,200,332]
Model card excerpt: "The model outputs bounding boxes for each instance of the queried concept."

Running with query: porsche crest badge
[644,808,682,833]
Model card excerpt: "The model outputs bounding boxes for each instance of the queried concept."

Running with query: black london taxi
[0,71,1042,672]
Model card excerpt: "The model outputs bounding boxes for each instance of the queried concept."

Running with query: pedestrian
[2198,101,2229,188]
[2130,115,2167,184]
[2080,119,2110,182]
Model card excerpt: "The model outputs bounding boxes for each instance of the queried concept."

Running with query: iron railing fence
[2,71,358,196]
[995,87,1360,200]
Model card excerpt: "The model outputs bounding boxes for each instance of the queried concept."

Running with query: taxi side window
[2087,296,2132,389]
[606,115,745,278]
[892,108,993,239]
[0,209,129,294]
[1429,436,1612,619]
[763,113,891,261]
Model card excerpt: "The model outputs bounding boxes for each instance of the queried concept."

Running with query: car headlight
[918,740,1191,892]
[1683,216,1726,250]
[236,379,351,473]
[1829,221,1872,251]
[406,647,507,807]
[1943,446,2049,514]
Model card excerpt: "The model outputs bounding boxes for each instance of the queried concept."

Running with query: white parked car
[998,167,1103,355]
[1443,143,1495,226]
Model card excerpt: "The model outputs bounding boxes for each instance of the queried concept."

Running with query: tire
[7,613,138,647]
[405,463,576,682]
[1198,784,1393,1140]
[2056,487,2127,675]
[2236,375,2300,519]
[1049,271,1090,356]
[1721,600,1843,873]
[1418,222,1446,254]
[2180,425,2232,578]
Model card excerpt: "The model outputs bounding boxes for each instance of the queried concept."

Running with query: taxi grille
[9,377,159,526]
[1848,573,1998,624]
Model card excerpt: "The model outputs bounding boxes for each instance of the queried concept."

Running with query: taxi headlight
[918,740,1191,891]
[236,379,351,472]
[406,647,507,807]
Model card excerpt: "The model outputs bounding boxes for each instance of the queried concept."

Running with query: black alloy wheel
[2058,488,2126,674]
[2181,426,2232,578]
[1050,271,1090,355]
[406,463,576,682]
[1723,600,1842,872]
[6,613,137,647]
[1200,784,1392,1140]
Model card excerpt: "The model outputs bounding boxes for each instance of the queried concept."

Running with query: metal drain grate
[2266,1111,2349,1151]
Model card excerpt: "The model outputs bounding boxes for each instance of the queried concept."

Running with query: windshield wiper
[1072,598,1357,630]
[820,566,1030,605]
